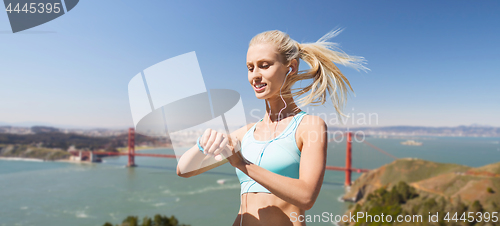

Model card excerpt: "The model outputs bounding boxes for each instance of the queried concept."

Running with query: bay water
[1,136,499,226]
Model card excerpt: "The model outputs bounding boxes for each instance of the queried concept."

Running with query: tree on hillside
[103,214,189,226]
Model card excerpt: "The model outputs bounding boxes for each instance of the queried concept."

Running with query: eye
[260,63,269,69]
[247,67,254,72]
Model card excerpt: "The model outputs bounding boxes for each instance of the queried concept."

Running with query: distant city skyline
[1,1,499,128]
[1,123,499,139]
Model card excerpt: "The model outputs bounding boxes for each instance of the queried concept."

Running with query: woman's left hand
[219,135,248,168]
[199,128,249,168]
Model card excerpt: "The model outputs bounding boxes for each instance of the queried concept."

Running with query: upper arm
[298,115,328,193]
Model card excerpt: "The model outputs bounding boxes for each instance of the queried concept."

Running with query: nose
[249,70,262,84]
[248,70,262,86]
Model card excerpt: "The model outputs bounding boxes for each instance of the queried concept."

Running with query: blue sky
[0,0,499,128]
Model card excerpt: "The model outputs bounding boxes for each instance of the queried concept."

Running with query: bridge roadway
[93,152,369,173]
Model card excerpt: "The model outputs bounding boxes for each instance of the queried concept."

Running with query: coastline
[116,146,173,153]
[54,159,95,164]
[0,156,91,164]
[0,146,178,164]
[0,156,45,162]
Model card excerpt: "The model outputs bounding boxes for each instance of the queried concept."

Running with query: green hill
[0,144,70,161]
[341,158,500,226]
[343,158,471,202]
[470,161,500,174]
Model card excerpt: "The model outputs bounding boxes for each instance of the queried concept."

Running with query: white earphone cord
[240,68,292,226]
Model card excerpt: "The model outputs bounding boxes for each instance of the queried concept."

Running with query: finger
[204,129,216,155]
[217,142,230,159]
[213,136,229,156]
[208,133,223,157]
[201,128,212,154]
[214,154,224,161]
[220,147,231,159]
[208,132,224,156]
[233,137,241,152]
[228,135,240,152]
[223,135,238,158]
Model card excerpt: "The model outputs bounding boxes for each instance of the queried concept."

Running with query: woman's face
[247,43,289,100]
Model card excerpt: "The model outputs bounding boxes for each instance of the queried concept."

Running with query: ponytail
[249,29,369,119]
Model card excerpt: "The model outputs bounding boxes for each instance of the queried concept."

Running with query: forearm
[176,144,218,177]
[236,162,319,210]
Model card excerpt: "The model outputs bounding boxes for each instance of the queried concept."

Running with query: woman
[176,29,367,226]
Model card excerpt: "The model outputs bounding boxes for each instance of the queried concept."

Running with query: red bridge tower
[345,132,352,187]
[127,128,136,167]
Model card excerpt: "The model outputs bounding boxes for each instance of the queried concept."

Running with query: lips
[254,83,267,92]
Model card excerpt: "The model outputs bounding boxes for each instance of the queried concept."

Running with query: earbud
[286,67,292,76]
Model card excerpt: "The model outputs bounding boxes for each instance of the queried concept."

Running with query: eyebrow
[246,58,274,66]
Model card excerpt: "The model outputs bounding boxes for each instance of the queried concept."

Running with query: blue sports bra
[235,111,307,195]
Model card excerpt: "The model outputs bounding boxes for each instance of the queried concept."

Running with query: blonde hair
[249,28,369,119]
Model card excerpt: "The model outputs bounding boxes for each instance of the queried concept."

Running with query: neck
[264,92,301,122]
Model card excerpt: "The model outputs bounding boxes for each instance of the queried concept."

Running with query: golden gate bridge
[72,128,398,187]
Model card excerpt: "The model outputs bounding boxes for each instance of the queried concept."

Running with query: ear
[288,59,298,75]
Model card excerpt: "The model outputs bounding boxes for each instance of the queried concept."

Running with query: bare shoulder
[298,115,327,132]
[297,115,327,147]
